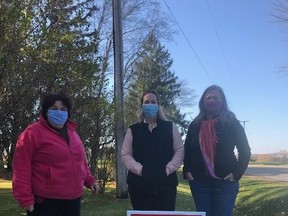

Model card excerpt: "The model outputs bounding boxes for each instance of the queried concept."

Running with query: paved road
[244,165,288,182]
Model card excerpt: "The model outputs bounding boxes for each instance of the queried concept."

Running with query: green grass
[1,176,287,216]
[234,177,288,216]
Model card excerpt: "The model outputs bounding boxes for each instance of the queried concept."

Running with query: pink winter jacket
[12,116,96,208]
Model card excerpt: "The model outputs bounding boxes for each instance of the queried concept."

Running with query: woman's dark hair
[41,93,73,120]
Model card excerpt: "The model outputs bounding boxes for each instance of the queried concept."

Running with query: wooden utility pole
[112,0,128,198]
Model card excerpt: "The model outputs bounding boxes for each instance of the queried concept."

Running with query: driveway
[244,164,288,182]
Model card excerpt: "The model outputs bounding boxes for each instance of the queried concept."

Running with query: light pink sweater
[121,122,184,177]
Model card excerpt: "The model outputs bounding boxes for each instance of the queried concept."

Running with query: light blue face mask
[142,104,159,118]
[47,109,68,126]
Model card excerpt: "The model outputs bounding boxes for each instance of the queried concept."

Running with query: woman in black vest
[121,90,184,211]
[183,85,251,216]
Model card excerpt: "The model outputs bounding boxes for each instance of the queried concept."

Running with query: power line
[163,0,247,119]
[162,0,214,83]
[205,0,247,116]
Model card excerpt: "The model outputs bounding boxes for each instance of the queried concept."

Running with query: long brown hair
[193,85,236,125]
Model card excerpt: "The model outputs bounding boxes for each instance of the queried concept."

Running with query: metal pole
[112,0,128,198]
[240,120,248,130]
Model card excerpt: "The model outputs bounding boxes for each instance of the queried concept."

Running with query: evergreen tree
[125,33,189,130]
[0,0,110,173]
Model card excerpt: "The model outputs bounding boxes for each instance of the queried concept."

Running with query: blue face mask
[142,104,159,118]
[47,109,68,126]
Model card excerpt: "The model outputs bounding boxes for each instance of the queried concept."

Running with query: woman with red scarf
[183,85,251,216]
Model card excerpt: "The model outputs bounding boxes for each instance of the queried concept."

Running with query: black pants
[128,186,177,211]
[27,196,82,216]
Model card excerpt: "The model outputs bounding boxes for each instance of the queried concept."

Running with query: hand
[186,172,194,181]
[24,205,34,212]
[91,182,99,194]
[224,173,235,182]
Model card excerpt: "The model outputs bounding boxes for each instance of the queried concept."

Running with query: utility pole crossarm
[240,120,248,130]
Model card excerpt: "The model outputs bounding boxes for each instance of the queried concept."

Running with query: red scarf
[199,118,220,178]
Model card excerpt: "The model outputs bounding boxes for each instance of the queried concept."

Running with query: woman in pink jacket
[12,93,98,216]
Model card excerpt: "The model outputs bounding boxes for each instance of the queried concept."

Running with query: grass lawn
[1,175,287,216]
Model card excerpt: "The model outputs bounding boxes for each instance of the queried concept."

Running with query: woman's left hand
[91,182,99,194]
[224,173,235,182]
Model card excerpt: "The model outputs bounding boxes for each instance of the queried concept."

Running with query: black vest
[127,119,178,193]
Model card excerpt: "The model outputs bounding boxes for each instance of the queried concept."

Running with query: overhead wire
[162,0,214,83]
[162,0,247,121]
[205,0,247,116]
[205,0,236,88]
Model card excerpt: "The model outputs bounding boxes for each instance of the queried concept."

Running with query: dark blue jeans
[189,178,239,216]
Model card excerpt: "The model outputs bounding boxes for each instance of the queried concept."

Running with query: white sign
[127,210,206,216]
